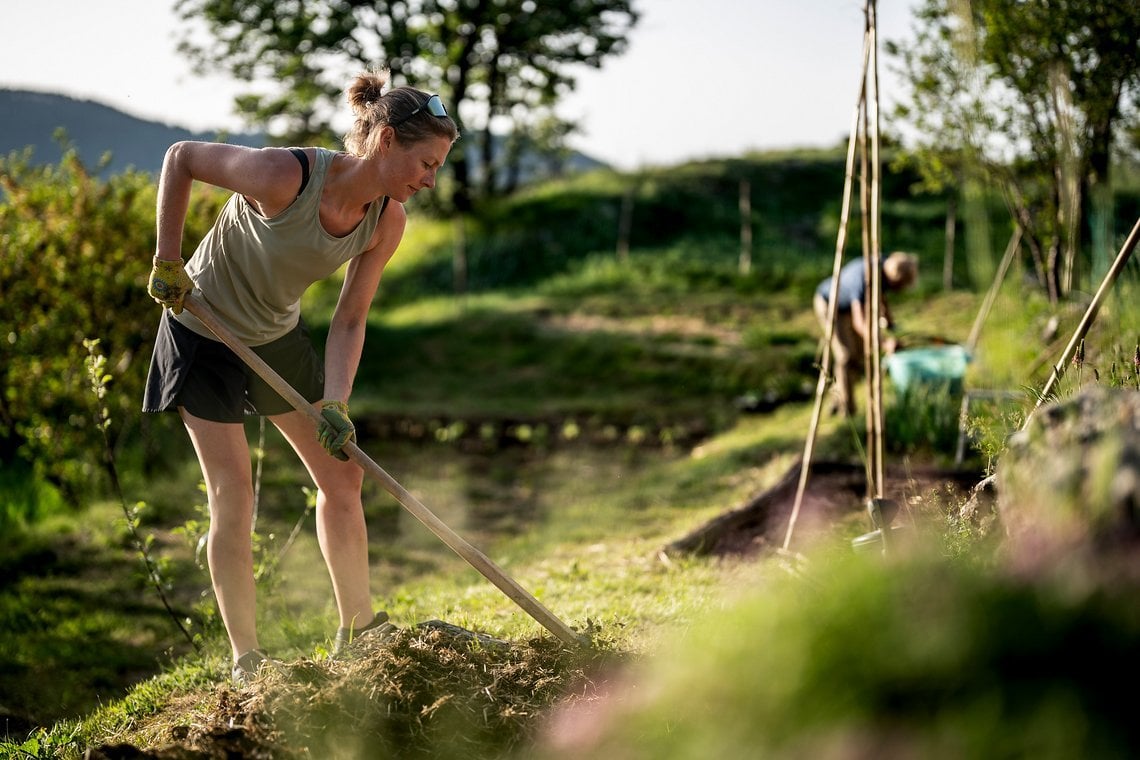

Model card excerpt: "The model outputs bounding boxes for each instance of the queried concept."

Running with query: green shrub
[0,146,224,507]
[0,460,65,531]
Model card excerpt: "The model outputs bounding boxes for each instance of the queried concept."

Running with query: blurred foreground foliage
[547,550,1140,760]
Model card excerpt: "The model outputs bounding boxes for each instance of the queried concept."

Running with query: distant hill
[0,89,607,182]
[0,89,264,176]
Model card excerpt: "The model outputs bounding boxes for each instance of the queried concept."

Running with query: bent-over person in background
[813,251,918,417]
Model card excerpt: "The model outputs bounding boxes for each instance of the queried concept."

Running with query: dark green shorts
[142,311,324,423]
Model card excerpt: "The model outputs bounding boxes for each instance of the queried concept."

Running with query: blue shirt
[815,258,883,311]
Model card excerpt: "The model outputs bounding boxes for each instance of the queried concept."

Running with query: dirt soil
[664,458,987,558]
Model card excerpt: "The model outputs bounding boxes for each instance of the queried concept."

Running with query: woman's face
[384,133,454,203]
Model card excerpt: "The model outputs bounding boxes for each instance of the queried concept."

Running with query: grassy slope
[4,152,1139,757]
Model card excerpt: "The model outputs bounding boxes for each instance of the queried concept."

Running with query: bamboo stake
[782,28,873,553]
[857,58,875,500]
[867,0,885,501]
[183,294,586,648]
[1026,215,1140,424]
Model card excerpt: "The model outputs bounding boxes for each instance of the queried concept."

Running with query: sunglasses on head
[390,94,448,128]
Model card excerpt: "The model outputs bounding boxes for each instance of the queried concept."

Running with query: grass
[2,427,772,757]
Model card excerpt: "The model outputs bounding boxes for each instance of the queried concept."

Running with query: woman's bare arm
[154,142,303,260]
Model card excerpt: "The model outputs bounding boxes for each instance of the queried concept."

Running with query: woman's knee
[313,466,364,501]
[314,480,365,527]
[204,481,256,527]
[317,486,364,516]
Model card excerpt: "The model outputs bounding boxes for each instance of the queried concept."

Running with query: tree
[176,0,638,211]
[888,0,1140,301]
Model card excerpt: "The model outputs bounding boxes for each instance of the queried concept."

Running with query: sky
[1,0,920,170]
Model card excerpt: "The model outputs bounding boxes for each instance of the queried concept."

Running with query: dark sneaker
[333,611,398,656]
[231,648,279,687]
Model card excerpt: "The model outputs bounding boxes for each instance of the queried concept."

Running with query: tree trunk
[616,187,633,262]
[452,215,468,296]
[480,54,502,198]
[446,0,491,214]
[1085,119,1115,281]
[738,179,752,275]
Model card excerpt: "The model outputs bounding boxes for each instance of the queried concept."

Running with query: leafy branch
[84,339,199,653]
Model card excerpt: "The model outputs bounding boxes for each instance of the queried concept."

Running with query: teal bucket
[884,344,970,395]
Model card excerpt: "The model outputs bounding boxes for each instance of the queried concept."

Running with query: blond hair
[883,251,918,290]
[342,70,459,158]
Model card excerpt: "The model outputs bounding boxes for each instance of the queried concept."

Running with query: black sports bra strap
[289,148,310,198]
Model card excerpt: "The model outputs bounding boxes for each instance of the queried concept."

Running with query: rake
[183,294,586,648]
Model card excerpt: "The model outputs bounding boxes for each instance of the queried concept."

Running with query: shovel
[183,294,586,648]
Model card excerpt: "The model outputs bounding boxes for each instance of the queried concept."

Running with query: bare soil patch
[664,458,986,558]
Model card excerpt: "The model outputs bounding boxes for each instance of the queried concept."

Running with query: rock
[996,387,1140,567]
[955,473,998,529]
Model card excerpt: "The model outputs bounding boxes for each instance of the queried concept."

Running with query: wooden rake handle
[183,294,586,648]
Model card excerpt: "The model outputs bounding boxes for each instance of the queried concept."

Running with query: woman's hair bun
[347,69,391,115]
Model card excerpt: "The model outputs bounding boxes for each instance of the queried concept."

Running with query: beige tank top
[175,147,386,346]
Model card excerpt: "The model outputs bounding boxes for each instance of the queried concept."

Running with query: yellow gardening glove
[148,257,194,314]
[317,400,356,461]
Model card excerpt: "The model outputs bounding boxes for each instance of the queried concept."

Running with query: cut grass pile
[78,626,626,760]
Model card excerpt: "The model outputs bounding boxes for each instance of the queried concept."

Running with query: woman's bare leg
[179,409,259,660]
[270,410,374,630]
